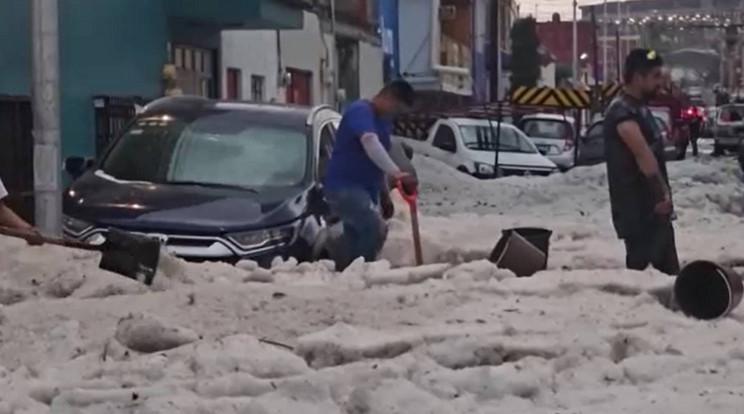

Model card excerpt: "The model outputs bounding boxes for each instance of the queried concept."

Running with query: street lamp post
[30,0,62,236]
[572,0,579,84]
[602,0,608,82]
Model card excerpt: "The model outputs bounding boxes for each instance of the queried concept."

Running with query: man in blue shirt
[325,80,417,269]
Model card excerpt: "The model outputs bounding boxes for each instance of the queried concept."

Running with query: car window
[318,123,336,180]
[521,119,573,140]
[432,125,457,152]
[586,123,603,139]
[719,105,744,122]
[458,124,537,153]
[102,111,309,188]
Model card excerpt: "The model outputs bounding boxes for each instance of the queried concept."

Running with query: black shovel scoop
[0,226,161,285]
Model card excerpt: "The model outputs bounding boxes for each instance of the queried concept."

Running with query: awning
[164,0,303,30]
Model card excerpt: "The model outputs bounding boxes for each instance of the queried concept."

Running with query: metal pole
[496,0,503,100]
[616,0,622,80]
[592,6,601,109]
[572,0,578,85]
[330,0,338,109]
[31,0,62,236]
[602,0,608,82]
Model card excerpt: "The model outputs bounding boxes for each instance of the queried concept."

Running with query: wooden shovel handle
[0,226,101,252]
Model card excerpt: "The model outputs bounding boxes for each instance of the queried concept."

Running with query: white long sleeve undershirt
[360,133,401,176]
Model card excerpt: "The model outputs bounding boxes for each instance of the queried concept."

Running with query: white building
[221,10,384,108]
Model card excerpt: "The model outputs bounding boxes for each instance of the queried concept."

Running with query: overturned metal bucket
[489,228,552,277]
[674,260,744,320]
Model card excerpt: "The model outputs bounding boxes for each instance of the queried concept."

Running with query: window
[432,125,457,153]
[521,119,573,140]
[251,75,265,102]
[719,105,744,122]
[171,45,215,98]
[226,68,242,100]
[458,125,537,153]
[101,111,309,188]
[174,47,184,68]
[318,123,336,180]
[586,123,604,139]
[183,48,193,70]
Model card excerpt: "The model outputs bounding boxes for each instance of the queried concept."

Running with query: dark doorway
[0,96,34,224]
[93,96,149,158]
[336,36,360,110]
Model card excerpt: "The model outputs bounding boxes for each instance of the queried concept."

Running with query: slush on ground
[1,155,743,413]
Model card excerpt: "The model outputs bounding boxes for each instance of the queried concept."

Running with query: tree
[509,17,541,90]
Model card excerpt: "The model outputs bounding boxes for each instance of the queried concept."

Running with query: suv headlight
[227,226,295,249]
[63,215,93,236]
[474,163,494,176]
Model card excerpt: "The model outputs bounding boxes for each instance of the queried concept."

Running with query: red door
[286,68,312,105]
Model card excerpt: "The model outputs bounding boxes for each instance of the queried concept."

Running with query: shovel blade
[99,228,161,285]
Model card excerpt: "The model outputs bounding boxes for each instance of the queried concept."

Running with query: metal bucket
[674,260,744,320]
[489,228,551,277]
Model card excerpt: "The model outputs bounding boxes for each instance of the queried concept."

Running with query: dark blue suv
[63,96,344,265]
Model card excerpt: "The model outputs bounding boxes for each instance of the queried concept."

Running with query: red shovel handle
[396,179,418,205]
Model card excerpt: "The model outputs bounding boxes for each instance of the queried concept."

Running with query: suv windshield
[101,110,309,188]
[459,124,537,153]
[521,119,573,140]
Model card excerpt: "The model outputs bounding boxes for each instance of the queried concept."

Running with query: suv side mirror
[64,156,94,179]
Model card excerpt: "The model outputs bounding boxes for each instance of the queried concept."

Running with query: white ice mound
[114,313,199,353]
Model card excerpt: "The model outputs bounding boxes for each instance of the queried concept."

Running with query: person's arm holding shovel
[0,178,33,230]
[360,133,418,197]
[0,178,43,245]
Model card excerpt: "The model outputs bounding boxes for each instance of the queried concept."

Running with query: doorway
[0,96,34,223]
[285,68,312,105]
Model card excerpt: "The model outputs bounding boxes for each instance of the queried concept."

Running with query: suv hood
[64,170,309,234]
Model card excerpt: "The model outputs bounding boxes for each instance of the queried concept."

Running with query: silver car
[713,104,744,155]
[518,113,577,171]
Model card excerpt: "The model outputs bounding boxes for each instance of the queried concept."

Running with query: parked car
[576,115,676,166]
[712,104,744,154]
[577,120,605,166]
[517,113,577,171]
[398,117,556,178]
[62,96,347,266]
[703,106,718,137]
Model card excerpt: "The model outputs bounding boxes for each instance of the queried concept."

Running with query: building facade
[393,0,516,106]
[0,0,305,221]
[221,3,384,109]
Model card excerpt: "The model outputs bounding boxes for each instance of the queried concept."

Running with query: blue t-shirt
[324,100,392,201]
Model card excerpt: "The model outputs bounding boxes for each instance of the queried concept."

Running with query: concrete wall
[398,0,434,81]
[221,31,279,100]
[0,0,31,96]
[60,0,169,158]
[279,11,334,105]
[0,0,169,158]
[359,41,384,98]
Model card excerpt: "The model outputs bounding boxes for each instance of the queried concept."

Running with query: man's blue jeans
[326,187,385,268]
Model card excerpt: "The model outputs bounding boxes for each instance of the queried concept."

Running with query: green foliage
[509,17,541,90]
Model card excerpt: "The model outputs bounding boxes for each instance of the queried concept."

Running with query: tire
[456,166,470,174]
